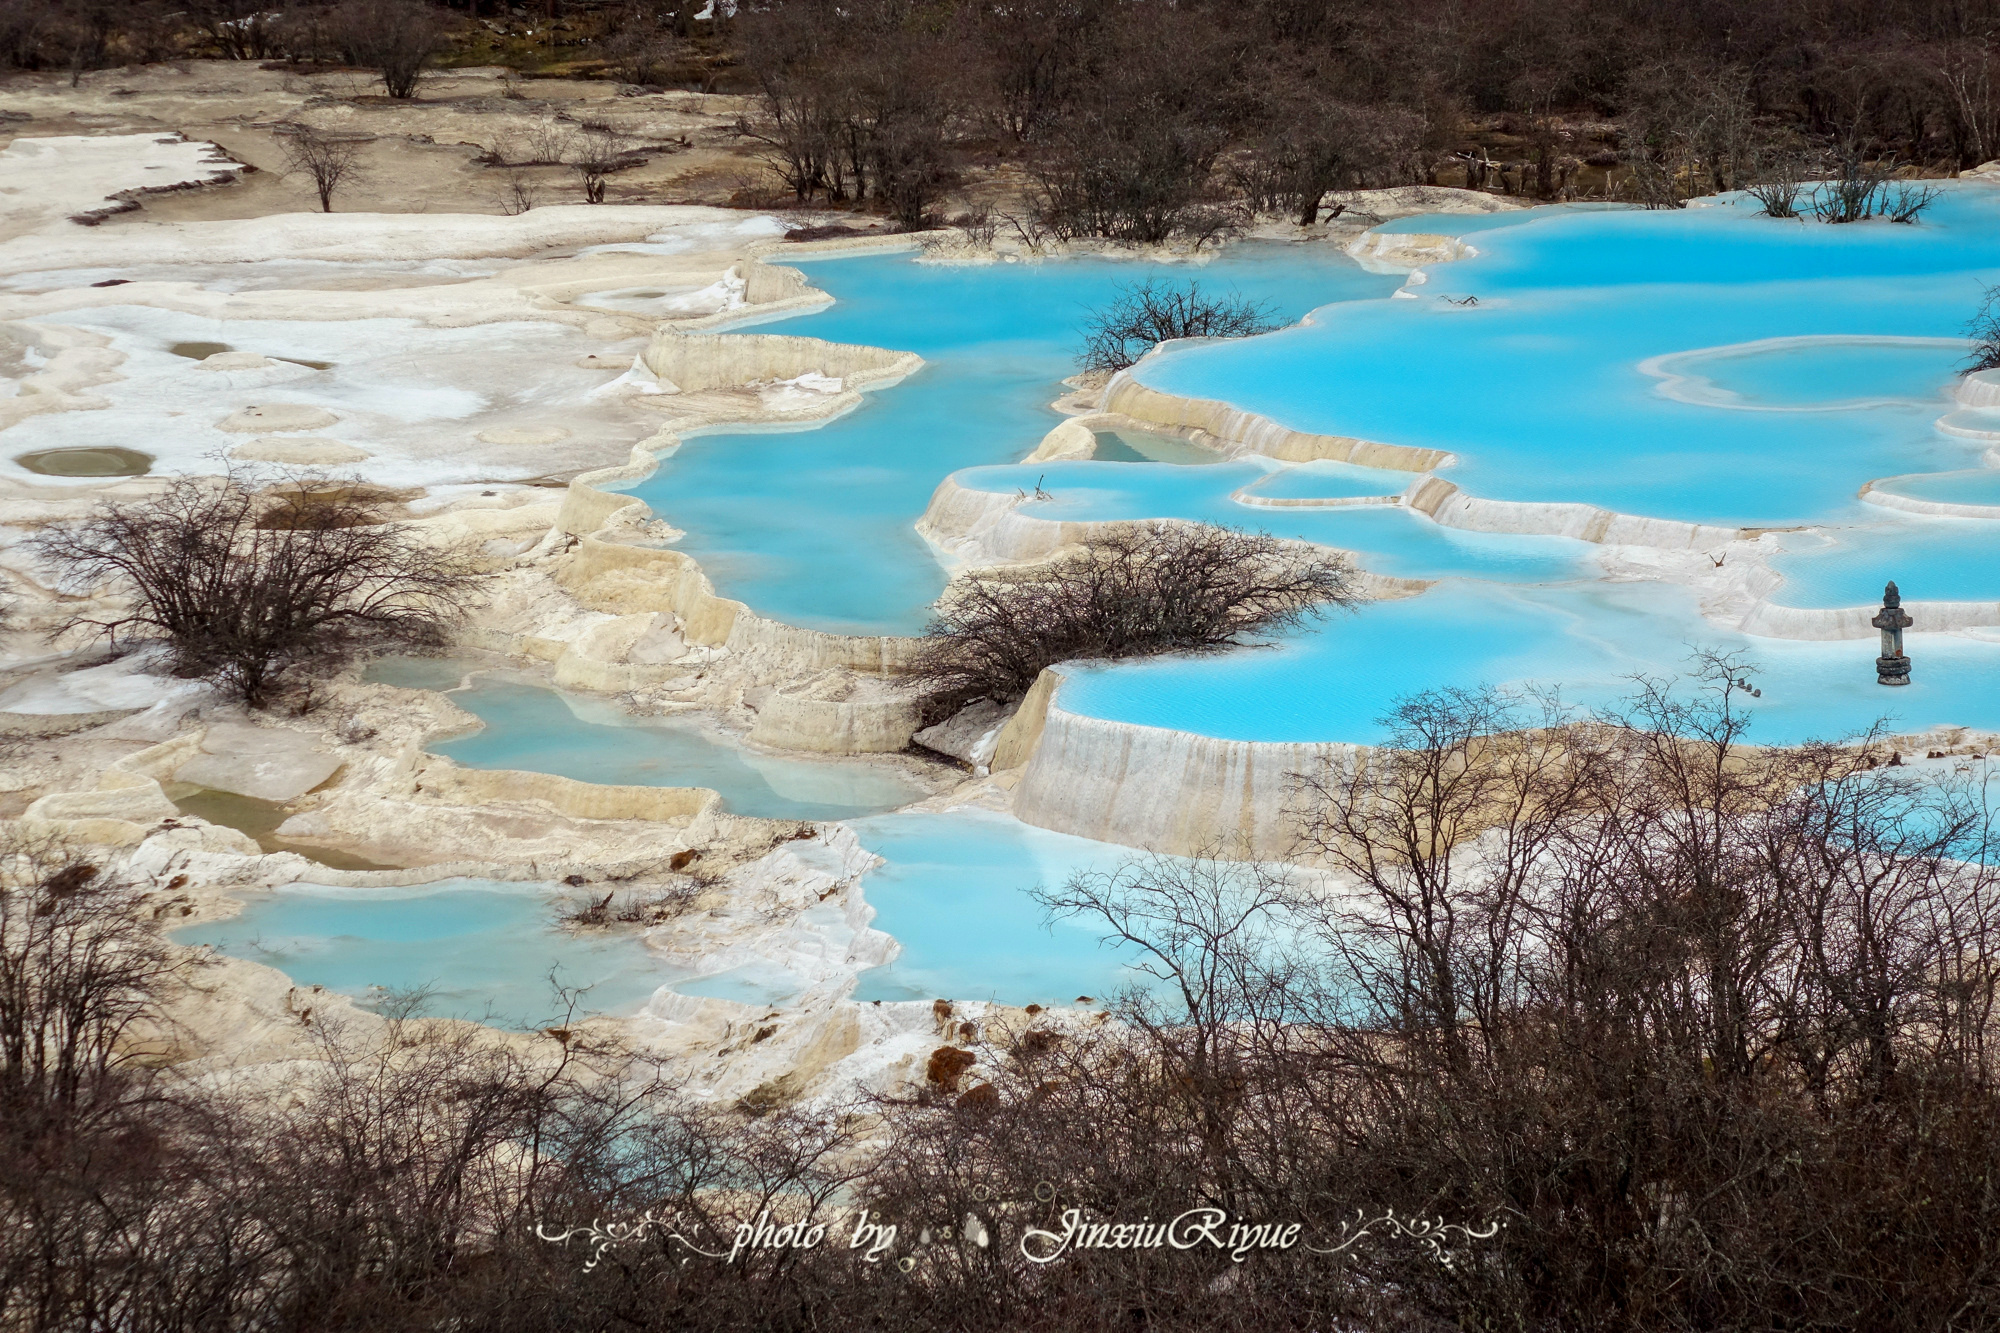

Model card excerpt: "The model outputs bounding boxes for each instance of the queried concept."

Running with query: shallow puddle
[1091,428,1223,464]
[14,446,153,476]
[167,785,403,872]
[167,339,232,359]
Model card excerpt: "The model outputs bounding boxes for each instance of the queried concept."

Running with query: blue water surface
[171,880,666,1029]
[1138,192,2000,528]
[847,808,1151,1005]
[1058,580,2000,745]
[366,662,928,820]
[623,246,1402,633]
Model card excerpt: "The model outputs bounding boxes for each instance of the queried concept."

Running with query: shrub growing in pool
[911,522,1355,715]
[1077,278,1281,373]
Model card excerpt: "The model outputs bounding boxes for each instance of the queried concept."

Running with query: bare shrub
[568,124,638,204]
[950,211,997,247]
[601,19,685,89]
[1077,277,1279,374]
[521,116,579,166]
[277,124,366,213]
[31,472,481,707]
[332,0,440,100]
[1884,177,1943,222]
[911,523,1355,712]
[1029,102,1235,245]
[190,0,282,60]
[1744,142,1813,218]
[1965,283,2000,372]
[1807,148,1892,222]
[0,834,179,1117]
[498,170,539,215]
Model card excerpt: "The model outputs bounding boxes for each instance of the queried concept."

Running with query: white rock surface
[0,133,245,236]
[173,723,342,802]
[217,403,340,433]
[230,436,372,464]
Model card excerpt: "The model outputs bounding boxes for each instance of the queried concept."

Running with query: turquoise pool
[366,661,929,821]
[951,459,1597,585]
[1057,579,2000,746]
[622,245,1402,634]
[171,879,668,1030]
[1136,192,2000,529]
[846,808,1147,1005]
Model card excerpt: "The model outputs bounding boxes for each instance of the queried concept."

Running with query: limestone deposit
[4,96,1986,1121]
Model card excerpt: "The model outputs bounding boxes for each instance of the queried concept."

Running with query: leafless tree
[1078,278,1280,373]
[601,14,685,89]
[911,523,1354,713]
[1965,283,2000,373]
[1622,58,1763,208]
[1925,38,2000,169]
[332,0,440,100]
[0,833,180,1119]
[498,171,540,215]
[189,0,281,60]
[1025,9,1242,245]
[568,125,637,204]
[278,124,366,213]
[1234,86,1423,225]
[31,471,481,707]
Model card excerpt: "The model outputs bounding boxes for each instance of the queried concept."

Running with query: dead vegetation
[30,471,481,707]
[911,523,1355,716]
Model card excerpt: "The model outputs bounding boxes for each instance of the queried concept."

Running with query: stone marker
[1872,581,1912,686]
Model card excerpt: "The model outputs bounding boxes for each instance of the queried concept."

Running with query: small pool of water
[1090,428,1223,464]
[1874,468,2000,509]
[166,785,401,872]
[848,808,1149,1005]
[170,879,666,1030]
[14,446,152,476]
[577,284,724,316]
[168,339,232,359]
[1651,337,1961,410]
[366,661,929,821]
[1058,578,2000,746]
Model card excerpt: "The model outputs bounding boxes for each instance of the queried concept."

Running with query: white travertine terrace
[0,132,245,233]
[1101,371,1453,470]
[17,134,2000,1101]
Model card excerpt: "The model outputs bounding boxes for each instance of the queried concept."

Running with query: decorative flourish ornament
[1303,1208,1507,1269]
[536,1212,732,1269]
